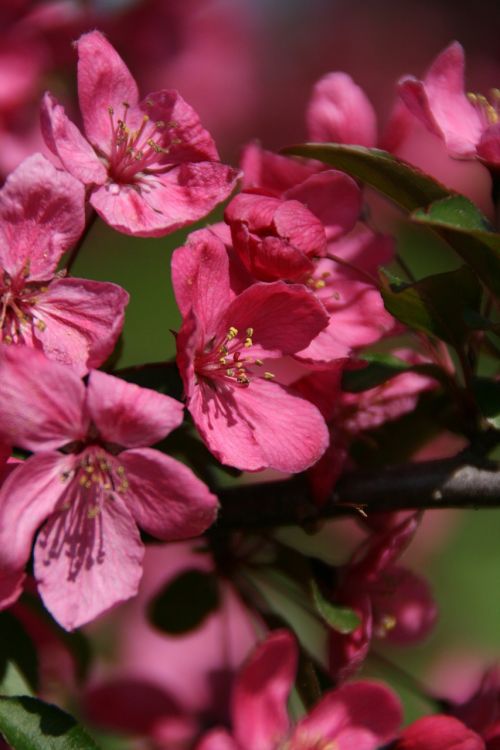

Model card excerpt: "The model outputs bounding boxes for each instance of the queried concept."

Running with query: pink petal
[233,631,296,750]
[197,729,239,750]
[398,42,482,157]
[120,448,218,540]
[285,170,361,240]
[0,569,25,611]
[220,282,329,359]
[225,192,283,231]
[90,161,238,237]
[273,199,327,256]
[241,141,315,194]
[0,345,88,451]
[477,123,500,167]
[295,680,402,750]
[0,453,71,571]
[234,226,315,282]
[76,31,139,154]
[0,153,86,281]
[40,93,108,186]
[139,90,219,162]
[33,277,129,375]
[295,319,353,364]
[87,370,184,449]
[222,378,329,473]
[171,229,231,335]
[34,492,144,630]
[306,72,378,147]
[396,715,485,750]
[188,380,267,472]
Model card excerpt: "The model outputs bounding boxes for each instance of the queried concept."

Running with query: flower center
[467,89,500,127]
[282,735,339,750]
[0,269,48,344]
[195,325,275,388]
[105,101,179,183]
[58,447,129,518]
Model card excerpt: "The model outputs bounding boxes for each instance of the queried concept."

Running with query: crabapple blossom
[41,30,239,237]
[196,630,403,750]
[0,153,128,374]
[172,228,330,472]
[0,345,218,630]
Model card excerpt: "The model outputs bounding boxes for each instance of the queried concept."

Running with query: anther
[264,371,275,380]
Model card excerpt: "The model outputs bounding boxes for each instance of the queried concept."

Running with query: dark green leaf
[148,569,220,635]
[0,696,100,750]
[114,360,183,400]
[342,353,445,393]
[381,266,482,348]
[412,196,500,296]
[310,579,360,634]
[282,143,450,211]
[473,378,500,429]
[0,613,38,693]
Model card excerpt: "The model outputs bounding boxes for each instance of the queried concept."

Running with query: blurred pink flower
[0,153,128,374]
[172,228,330,472]
[41,30,239,237]
[395,715,484,750]
[197,629,402,750]
[0,345,218,630]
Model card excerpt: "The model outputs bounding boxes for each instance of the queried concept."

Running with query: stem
[215,453,500,529]
[65,208,97,274]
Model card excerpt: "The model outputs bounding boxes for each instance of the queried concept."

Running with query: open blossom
[172,228,330,472]
[41,30,239,237]
[398,42,500,167]
[0,152,128,374]
[197,629,402,750]
[0,345,218,630]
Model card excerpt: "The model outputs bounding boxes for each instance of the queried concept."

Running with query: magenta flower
[41,30,239,237]
[0,152,128,375]
[395,716,485,750]
[197,630,402,750]
[398,42,500,167]
[172,228,330,473]
[0,345,218,630]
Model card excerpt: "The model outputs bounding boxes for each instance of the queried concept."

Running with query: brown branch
[215,456,500,529]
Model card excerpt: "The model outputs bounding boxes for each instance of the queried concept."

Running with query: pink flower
[0,153,128,375]
[172,228,330,472]
[197,630,402,750]
[41,30,239,237]
[398,42,500,167]
[0,345,218,630]
[327,515,437,681]
[395,716,485,750]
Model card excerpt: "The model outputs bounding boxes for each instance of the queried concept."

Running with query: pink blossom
[196,630,402,750]
[172,228,330,472]
[327,515,437,681]
[0,345,218,630]
[41,30,239,237]
[0,153,128,374]
[395,716,485,750]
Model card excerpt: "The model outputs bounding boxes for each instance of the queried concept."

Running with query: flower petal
[295,680,402,750]
[0,345,88,451]
[306,72,378,147]
[87,370,184,449]
[0,153,86,280]
[241,141,315,194]
[197,729,239,750]
[395,715,484,750]
[40,93,108,186]
[0,569,25,611]
[33,277,129,375]
[233,631,296,750]
[0,453,71,571]
[121,448,218,540]
[217,378,329,473]
[34,492,144,630]
[76,31,139,153]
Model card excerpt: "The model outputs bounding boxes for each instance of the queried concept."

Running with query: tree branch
[215,456,500,529]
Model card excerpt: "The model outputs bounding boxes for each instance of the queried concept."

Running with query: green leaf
[0,613,38,693]
[114,360,183,400]
[381,266,482,348]
[148,569,220,635]
[282,143,450,211]
[310,579,360,634]
[0,696,100,750]
[473,378,500,429]
[0,662,33,698]
[341,353,445,393]
[412,196,500,296]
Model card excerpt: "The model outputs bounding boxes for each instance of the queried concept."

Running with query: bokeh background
[4,0,500,745]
